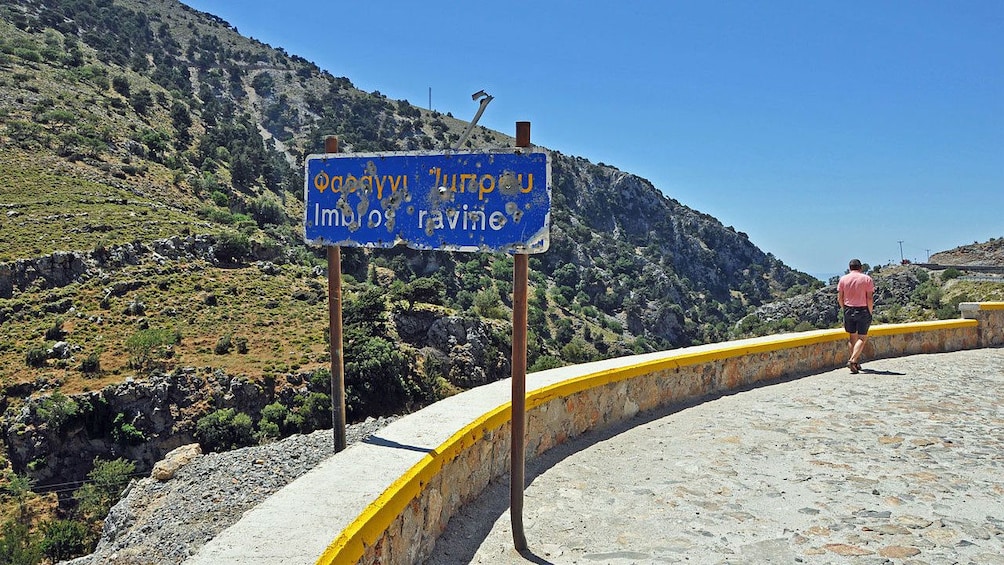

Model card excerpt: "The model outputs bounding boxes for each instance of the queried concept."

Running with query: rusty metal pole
[324,135,347,453]
[510,120,531,550]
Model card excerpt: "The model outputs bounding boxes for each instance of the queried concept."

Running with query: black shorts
[843,307,872,335]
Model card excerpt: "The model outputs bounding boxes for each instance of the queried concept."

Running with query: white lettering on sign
[416,205,508,236]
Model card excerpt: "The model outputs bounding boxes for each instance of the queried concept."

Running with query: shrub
[111,413,145,445]
[214,232,250,264]
[942,267,962,281]
[911,280,943,309]
[125,328,176,371]
[1,471,34,517]
[344,335,414,419]
[396,277,445,309]
[282,412,304,434]
[39,519,89,562]
[79,352,100,374]
[209,190,229,207]
[0,518,41,564]
[195,409,255,452]
[529,355,564,372]
[249,194,286,226]
[45,318,65,340]
[308,369,332,394]
[560,338,596,364]
[214,334,232,355]
[74,457,136,522]
[473,288,506,319]
[453,290,474,310]
[343,286,388,326]
[111,75,129,96]
[258,420,280,440]
[35,392,79,431]
[550,292,570,309]
[25,347,47,368]
[258,402,289,438]
[296,392,332,433]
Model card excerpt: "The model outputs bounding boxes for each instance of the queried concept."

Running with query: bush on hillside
[125,328,177,371]
[214,232,250,264]
[195,408,254,452]
[74,458,136,523]
[942,267,962,281]
[344,335,415,420]
[39,519,89,562]
[25,347,47,368]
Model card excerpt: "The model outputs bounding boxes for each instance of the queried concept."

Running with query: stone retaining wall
[320,304,1003,565]
[961,301,1004,348]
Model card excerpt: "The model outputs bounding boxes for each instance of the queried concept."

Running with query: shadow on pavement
[859,368,906,375]
[516,548,556,565]
[423,384,755,564]
[423,367,863,563]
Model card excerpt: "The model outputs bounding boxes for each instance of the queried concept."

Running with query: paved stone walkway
[426,348,1004,564]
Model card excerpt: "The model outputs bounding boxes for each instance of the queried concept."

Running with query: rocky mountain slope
[0,0,817,491]
[929,237,1004,266]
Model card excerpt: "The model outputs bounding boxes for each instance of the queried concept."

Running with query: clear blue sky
[182,1,1003,278]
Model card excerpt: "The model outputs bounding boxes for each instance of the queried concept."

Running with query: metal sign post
[324,136,347,453]
[510,121,531,550]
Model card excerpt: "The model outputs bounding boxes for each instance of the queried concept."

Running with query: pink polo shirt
[837,270,874,307]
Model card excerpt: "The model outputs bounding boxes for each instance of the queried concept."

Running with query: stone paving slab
[426,348,1004,564]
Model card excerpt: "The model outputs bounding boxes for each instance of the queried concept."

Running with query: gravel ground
[63,416,397,565]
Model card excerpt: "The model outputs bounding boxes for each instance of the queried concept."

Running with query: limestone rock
[151,443,203,481]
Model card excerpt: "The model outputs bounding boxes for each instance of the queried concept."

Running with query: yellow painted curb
[869,319,977,336]
[316,405,513,565]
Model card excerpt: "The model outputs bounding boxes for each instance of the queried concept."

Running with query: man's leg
[847,334,859,372]
[850,335,868,364]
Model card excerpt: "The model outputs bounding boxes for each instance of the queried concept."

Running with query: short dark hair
[849,259,862,270]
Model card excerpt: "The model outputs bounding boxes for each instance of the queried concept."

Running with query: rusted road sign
[304,149,551,253]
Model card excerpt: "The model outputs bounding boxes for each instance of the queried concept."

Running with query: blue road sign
[304,149,551,253]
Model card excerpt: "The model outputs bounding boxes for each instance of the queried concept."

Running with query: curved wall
[318,303,1002,564]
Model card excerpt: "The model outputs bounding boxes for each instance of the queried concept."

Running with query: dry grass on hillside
[1,258,333,395]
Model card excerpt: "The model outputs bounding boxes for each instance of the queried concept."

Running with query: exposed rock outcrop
[744,266,931,329]
[0,235,272,299]
[150,443,202,481]
[3,368,306,489]
[4,308,512,491]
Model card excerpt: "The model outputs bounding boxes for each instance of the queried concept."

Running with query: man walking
[837,259,874,374]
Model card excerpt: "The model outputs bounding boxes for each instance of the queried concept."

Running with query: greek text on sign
[304,149,551,253]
